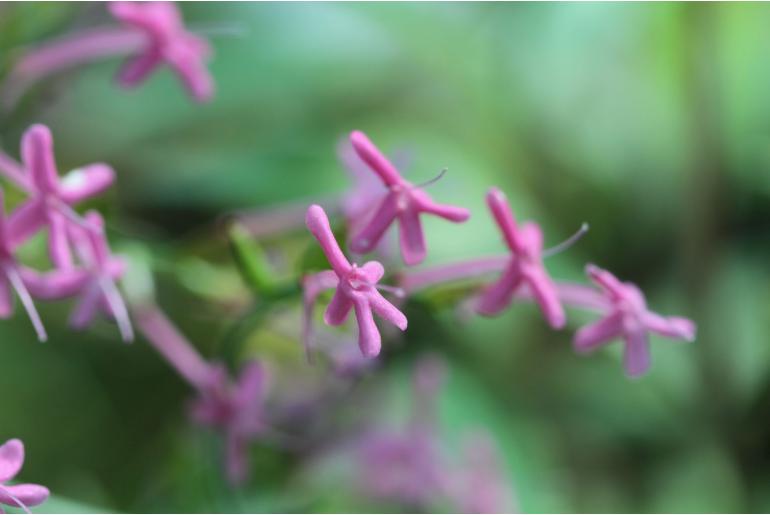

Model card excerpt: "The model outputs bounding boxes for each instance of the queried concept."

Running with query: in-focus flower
[573,264,696,377]
[0,189,48,341]
[22,211,133,342]
[8,124,114,269]
[475,187,565,328]
[109,1,214,102]
[305,204,407,358]
[348,131,470,265]
[0,439,49,513]
[189,361,269,485]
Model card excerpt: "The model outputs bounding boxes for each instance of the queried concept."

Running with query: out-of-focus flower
[0,439,49,513]
[305,204,406,358]
[109,1,214,102]
[454,433,517,514]
[301,270,339,359]
[574,264,696,377]
[189,361,269,485]
[348,131,470,265]
[7,124,114,269]
[476,187,565,329]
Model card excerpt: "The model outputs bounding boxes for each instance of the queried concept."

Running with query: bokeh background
[1,2,769,513]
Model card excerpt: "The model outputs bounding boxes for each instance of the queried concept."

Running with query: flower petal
[573,312,623,353]
[48,211,73,269]
[20,267,89,299]
[1,483,49,508]
[353,298,381,358]
[69,282,102,329]
[349,131,403,187]
[324,287,353,326]
[8,199,45,249]
[485,188,524,254]
[0,439,24,483]
[349,194,398,254]
[397,209,426,266]
[21,124,58,193]
[360,261,385,283]
[476,264,522,316]
[418,200,470,223]
[306,204,351,277]
[167,39,214,102]
[623,329,651,378]
[642,312,696,342]
[116,49,162,87]
[59,164,115,204]
[367,290,407,331]
[523,265,565,329]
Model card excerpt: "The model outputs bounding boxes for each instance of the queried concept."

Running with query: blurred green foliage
[1,2,769,513]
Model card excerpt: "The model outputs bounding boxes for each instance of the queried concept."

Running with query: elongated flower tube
[4,124,114,269]
[305,204,406,358]
[109,2,213,102]
[475,187,565,329]
[574,264,696,377]
[0,439,49,514]
[348,131,470,265]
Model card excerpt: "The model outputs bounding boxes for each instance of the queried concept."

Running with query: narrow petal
[573,312,623,353]
[523,265,566,329]
[360,261,385,283]
[397,209,426,266]
[367,290,407,331]
[2,483,49,508]
[418,200,470,223]
[8,199,45,249]
[353,298,381,358]
[48,211,73,269]
[0,279,12,318]
[116,49,162,87]
[306,204,351,277]
[167,40,214,102]
[324,287,353,326]
[349,131,403,186]
[21,124,58,193]
[349,194,398,254]
[20,267,89,299]
[235,361,267,408]
[642,312,696,342]
[485,188,524,254]
[520,222,543,254]
[0,439,24,483]
[476,264,522,316]
[59,164,115,204]
[623,329,651,378]
[585,264,626,297]
[69,282,102,329]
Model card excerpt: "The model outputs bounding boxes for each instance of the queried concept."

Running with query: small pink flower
[0,439,49,513]
[454,433,517,514]
[305,204,406,358]
[348,131,470,265]
[475,187,565,329]
[8,124,114,269]
[189,361,268,485]
[109,1,214,102]
[574,264,696,377]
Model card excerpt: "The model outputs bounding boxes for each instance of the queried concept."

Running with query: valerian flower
[305,204,406,358]
[475,187,565,329]
[0,439,49,514]
[348,131,470,265]
[7,124,114,269]
[573,264,696,377]
[109,1,214,102]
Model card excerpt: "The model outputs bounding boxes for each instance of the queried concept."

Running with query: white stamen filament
[100,276,135,343]
[0,484,31,514]
[542,222,589,258]
[3,263,47,342]
[375,284,405,298]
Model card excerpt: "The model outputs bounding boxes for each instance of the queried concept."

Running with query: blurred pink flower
[190,361,269,485]
[454,433,517,514]
[0,439,49,514]
[305,204,406,358]
[476,187,565,329]
[574,264,696,377]
[109,1,214,102]
[7,124,114,269]
[348,131,470,265]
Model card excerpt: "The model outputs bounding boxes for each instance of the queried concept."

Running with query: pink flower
[475,187,565,329]
[22,211,133,342]
[189,361,268,485]
[305,204,407,358]
[574,264,696,377]
[109,1,214,102]
[0,439,49,513]
[454,434,517,514]
[8,124,114,269]
[348,131,470,265]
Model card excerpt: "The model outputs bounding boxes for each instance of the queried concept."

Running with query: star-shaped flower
[305,204,407,358]
[574,264,696,377]
[109,1,214,102]
[189,361,268,485]
[348,131,470,265]
[475,187,565,329]
[0,439,49,513]
[8,124,114,269]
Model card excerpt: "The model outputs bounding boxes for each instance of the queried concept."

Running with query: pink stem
[0,149,31,192]
[133,304,214,391]
[2,26,146,108]
[397,255,510,294]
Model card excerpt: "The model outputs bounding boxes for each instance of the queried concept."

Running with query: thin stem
[0,149,32,193]
[398,255,509,294]
[100,276,134,343]
[133,303,214,391]
[412,168,447,190]
[3,263,47,342]
[542,223,589,258]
